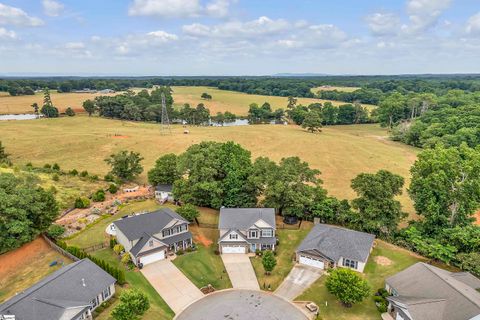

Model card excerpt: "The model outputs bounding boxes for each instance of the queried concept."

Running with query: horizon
[0,0,479,75]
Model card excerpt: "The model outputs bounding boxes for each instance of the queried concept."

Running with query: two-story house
[113,208,193,266]
[218,208,276,254]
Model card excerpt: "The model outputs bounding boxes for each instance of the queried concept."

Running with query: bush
[74,197,91,209]
[69,169,78,176]
[43,163,51,169]
[110,238,117,248]
[80,170,89,177]
[47,224,65,239]
[52,163,60,171]
[92,189,106,202]
[90,174,99,181]
[121,253,131,264]
[52,174,60,181]
[114,244,124,255]
[176,249,184,255]
[65,107,76,117]
[108,184,118,194]
[104,173,115,182]
[111,289,149,320]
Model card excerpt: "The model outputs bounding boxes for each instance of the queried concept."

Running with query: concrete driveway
[221,254,260,290]
[141,260,203,313]
[275,264,323,301]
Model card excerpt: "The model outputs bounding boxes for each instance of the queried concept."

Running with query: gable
[138,236,167,255]
[252,219,272,229]
[219,230,247,243]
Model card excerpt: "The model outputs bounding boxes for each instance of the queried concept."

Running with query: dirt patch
[192,227,213,247]
[0,238,53,279]
[111,135,129,139]
[374,255,393,266]
[475,210,480,226]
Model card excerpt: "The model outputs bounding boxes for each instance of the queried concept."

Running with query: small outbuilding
[155,184,174,203]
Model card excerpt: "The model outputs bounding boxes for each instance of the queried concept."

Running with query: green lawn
[196,207,220,225]
[298,240,426,320]
[251,228,311,291]
[173,243,231,290]
[91,248,175,320]
[65,199,163,248]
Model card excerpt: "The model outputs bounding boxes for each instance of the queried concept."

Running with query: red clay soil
[475,210,480,226]
[0,237,52,279]
[111,135,129,139]
[191,226,213,247]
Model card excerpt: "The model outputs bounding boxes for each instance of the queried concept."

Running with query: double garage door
[222,245,246,254]
[299,255,325,269]
[138,250,165,265]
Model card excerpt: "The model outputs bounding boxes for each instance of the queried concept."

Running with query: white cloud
[366,12,400,36]
[466,12,480,35]
[42,0,64,17]
[128,0,234,18]
[405,0,451,33]
[65,42,85,49]
[0,27,16,39]
[0,3,44,26]
[111,30,178,56]
[147,30,179,42]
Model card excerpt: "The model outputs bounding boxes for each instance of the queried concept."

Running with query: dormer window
[229,233,238,240]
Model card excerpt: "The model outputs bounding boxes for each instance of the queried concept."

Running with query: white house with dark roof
[385,262,480,320]
[154,184,174,203]
[0,259,115,320]
[218,208,276,254]
[113,208,192,266]
[296,224,375,272]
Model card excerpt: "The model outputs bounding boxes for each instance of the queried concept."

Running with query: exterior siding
[115,228,133,251]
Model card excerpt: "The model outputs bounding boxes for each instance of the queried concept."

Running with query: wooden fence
[82,242,108,253]
[41,234,80,262]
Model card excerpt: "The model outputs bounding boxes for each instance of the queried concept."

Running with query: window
[103,286,111,300]
[149,240,154,247]
[229,233,238,240]
[261,229,273,237]
[342,258,358,269]
[90,296,98,310]
[249,230,259,238]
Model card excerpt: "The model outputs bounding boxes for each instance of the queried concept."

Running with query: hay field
[0,116,417,214]
[0,86,375,116]
[311,85,361,93]
[171,86,376,115]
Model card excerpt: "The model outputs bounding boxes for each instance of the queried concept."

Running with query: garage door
[139,250,165,265]
[222,245,246,254]
[299,255,324,269]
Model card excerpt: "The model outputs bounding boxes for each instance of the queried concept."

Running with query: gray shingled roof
[0,259,116,320]
[156,184,173,192]
[296,224,375,262]
[387,296,447,320]
[113,208,188,241]
[218,208,276,230]
[386,262,480,320]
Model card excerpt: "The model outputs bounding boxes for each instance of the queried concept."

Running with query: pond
[0,114,42,121]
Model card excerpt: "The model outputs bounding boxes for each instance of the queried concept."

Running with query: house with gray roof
[295,224,375,272]
[218,208,276,254]
[0,258,115,320]
[384,262,480,320]
[113,208,193,266]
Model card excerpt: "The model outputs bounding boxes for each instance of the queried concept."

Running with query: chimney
[82,278,86,287]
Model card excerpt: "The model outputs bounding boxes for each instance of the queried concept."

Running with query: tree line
[145,140,480,277]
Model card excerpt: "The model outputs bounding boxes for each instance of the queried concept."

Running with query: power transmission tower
[160,93,172,135]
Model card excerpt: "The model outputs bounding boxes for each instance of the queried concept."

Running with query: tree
[321,102,338,125]
[82,99,96,116]
[253,156,322,217]
[108,183,118,194]
[40,104,59,118]
[31,102,39,115]
[65,107,76,116]
[326,268,371,307]
[92,189,106,202]
[201,92,212,100]
[105,150,144,181]
[262,250,277,275]
[176,204,199,222]
[409,144,480,234]
[43,87,53,107]
[377,92,408,128]
[0,173,59,253]
[147,154,179,185]
[351,170,406,236]
[0,141,11,165]
[47,224,65,239]
[456,252,480,277]
[174,141,257,208]
[74,197,90,209]
[287,96,297,109]
[302,112,323,133]
[111,289,150,320]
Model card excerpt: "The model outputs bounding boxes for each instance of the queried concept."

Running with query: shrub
[74,197,90,209]
[80,170,89,177]
[90,174,99,181]
[47,224,65,239]
[176,249,184,255]
[108,184,118,194]
[92,189,106,202]
[52,163,60,171]
[113,244,124,255]
[104,173,115,182]
[110,238,117,248]
[69,169,78,176]
[111,289,149,320]
[52,174,60,181]
[121,253,131,264]
[43,163,51,169]
[65,107,76,117]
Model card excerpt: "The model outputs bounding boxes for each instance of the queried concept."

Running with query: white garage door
[139,250,165,265]
[222,245,246,254]
[299,255,325,269]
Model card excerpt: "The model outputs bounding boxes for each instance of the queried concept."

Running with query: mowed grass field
[311,85,361,93]
[0,86,375,116]
[0,116,418,214]
[171,86,376,115]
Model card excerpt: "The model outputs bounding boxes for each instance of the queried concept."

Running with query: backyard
[298,240,426,320]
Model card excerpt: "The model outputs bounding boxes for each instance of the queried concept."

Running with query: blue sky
[0,0,479,75]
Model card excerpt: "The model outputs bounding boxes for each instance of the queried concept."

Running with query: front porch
[249,242,275,252]
[168,238,192,253]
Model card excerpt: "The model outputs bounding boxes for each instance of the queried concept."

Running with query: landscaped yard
[91,248,174,320]
[65,199,164,248]
[298,240,426,320]
[251,223,312,291]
